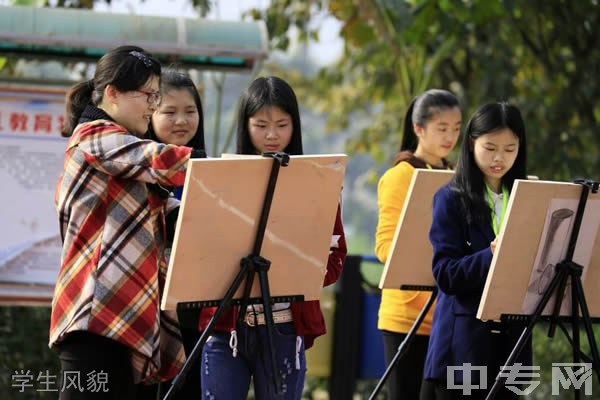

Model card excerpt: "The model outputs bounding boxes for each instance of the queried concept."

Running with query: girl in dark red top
[199,76,347,400]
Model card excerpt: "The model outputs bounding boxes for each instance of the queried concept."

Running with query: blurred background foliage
[249,0,600,183]
[0,307,59,399]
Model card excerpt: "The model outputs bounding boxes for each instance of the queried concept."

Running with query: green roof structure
[0,5,269,70]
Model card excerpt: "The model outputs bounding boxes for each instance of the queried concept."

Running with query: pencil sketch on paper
[522,198,600,316]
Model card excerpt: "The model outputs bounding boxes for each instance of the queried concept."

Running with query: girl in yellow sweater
[375,89,461,399]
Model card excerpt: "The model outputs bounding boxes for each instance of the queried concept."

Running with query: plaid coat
[50,116,194,384]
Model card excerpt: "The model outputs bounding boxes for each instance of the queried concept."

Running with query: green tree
[250,0,600,182]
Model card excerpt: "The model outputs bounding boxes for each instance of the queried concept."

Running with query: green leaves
[255,0,600,181]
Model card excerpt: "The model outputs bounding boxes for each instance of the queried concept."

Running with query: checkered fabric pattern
[50,118,193,384]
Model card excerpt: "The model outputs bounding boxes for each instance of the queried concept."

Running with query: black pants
[419,326,528,400]
[419,380,458,400]
[56,331,157,400]
[382,330,429,400]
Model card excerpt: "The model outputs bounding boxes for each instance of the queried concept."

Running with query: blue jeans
[201,322,306,400]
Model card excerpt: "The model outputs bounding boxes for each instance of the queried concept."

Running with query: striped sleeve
[74,121,192,186]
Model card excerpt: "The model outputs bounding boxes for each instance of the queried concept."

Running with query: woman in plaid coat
[50,45,205,399]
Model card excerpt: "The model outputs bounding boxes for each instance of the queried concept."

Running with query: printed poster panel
[0,85,67,305]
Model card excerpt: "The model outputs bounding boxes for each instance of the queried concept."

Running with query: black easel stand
[163,152,297,400]
[486,179,600,400]
[367,287,437,400]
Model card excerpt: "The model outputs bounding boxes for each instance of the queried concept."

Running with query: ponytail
[63,79,94,137]
[392,96,419,165]
[400,97,419,153]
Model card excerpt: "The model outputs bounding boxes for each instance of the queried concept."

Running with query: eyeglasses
[134,90,161,107]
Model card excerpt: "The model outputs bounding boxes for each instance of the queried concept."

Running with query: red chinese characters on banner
[10,112,28,132]
[34,114,53,134]
[0,110,63,136]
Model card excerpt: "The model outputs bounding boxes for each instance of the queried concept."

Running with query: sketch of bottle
[526,208,574,295]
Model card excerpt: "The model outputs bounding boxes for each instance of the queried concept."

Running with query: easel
[369,169,453,399]
[486,179,600,399]
[163,152,302,399]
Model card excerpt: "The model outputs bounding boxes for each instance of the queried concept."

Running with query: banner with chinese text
[0,84,67,305]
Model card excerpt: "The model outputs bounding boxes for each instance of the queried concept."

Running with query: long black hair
[393,89,460,165]
[62,45,161,136]
[451,102,528,224]
[236,76,303,155]
[147,68,206,151]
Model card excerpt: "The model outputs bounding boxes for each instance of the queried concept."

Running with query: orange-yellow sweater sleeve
[375,162,414,263]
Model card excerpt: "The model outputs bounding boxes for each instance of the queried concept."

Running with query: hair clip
[129,50,153,68]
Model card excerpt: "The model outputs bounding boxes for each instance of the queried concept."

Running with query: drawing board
[379,169,454,290]
[161,154,347,310]
[477,179,600,321]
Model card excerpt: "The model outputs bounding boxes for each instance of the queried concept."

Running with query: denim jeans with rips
[200,321,306,400]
